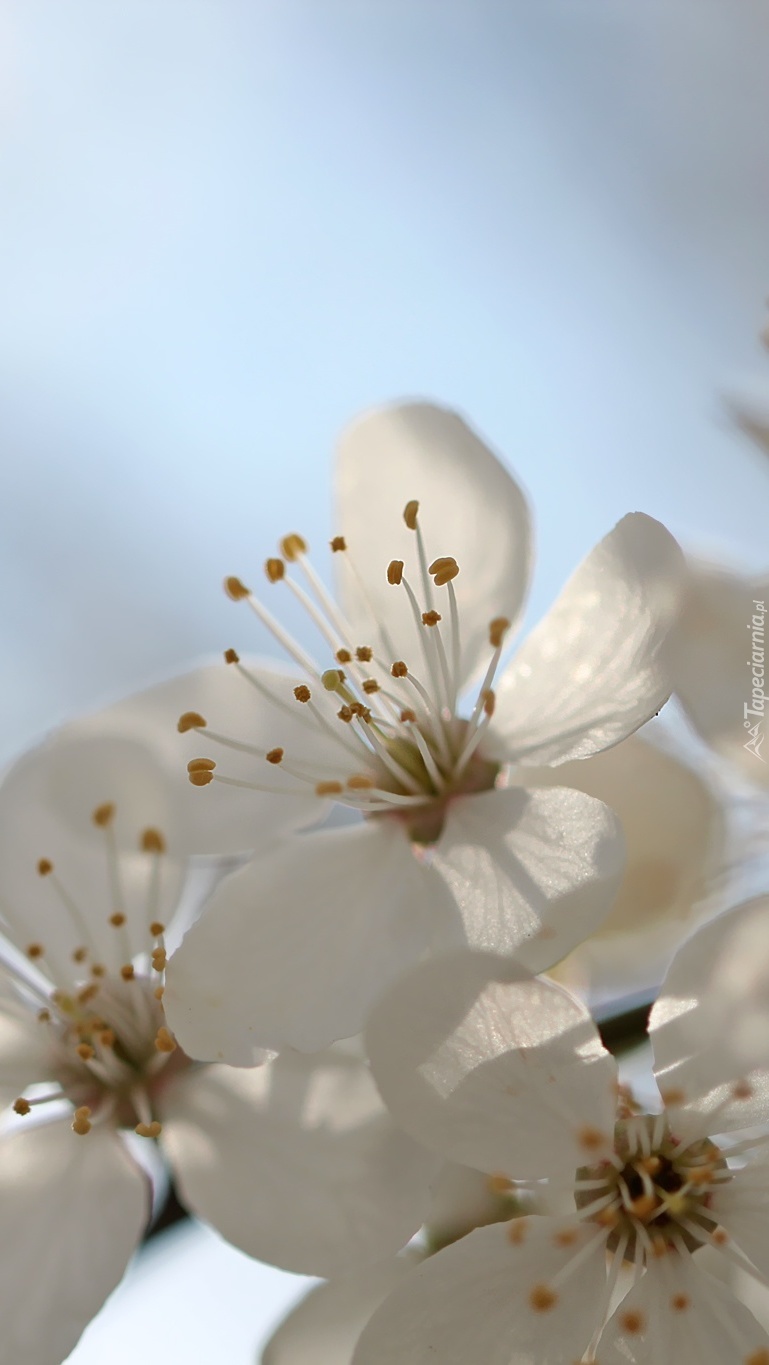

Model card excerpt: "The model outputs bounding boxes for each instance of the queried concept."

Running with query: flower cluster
[2,399,767,1365]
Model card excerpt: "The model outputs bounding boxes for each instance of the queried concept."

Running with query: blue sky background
[0,2,768,1358]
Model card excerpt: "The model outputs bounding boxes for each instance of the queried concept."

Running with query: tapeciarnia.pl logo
[744,599,766,762]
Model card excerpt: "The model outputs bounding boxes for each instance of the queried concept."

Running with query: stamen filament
[242,589,321,679]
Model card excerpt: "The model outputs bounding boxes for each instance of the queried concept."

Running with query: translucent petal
[262,1258,418,1365]
[335,402,532,689]
[487,514,684,765]
[710,1156,769,1282]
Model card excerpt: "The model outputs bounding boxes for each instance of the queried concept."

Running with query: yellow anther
[265,557,285,583]
[99,1030,116,1048]
[294,685,311,703]
[336,648,352,663]
[400,708,417,723]
[280,533,307,561]
[109,912,126,928]
[403,499,419,529]
[155,1027,176,1054]
[224,576,250,600]
[224,647,240,664]
[141,828,166,854]
[13,1098,31,1116]
[80,981,100,999]
[26,943,44,959]
[483,689,496,716]
[355,645,373,662]
[422,610,442,627]
[188,757,215,772]
[150,921,165,937]
[636,1156,662,1176]
[349,702,371,720]
[152,948,167,972]
[72,946,88,963]
[688,1164,715,1186]
[77,1043,95,1061]
[135,1121,162,1139]
[745,1351,769,1365]
[266,748,284,765]
[315,781,344,796]
[337,705,353,723]
[37,858,53,876]
[391,660,408,677]
[92,802,116,828]
[387,559,404,585]
[578,1126,607,1153]
[489,617,511,648]
[188,766,215,787]
[596,1206,620,1228]
[72,1106,92,1136]
[671,1294,690,1312]
[154,985,165,1000]
[429,556,460,586]
[347,774,375,790]
[120,963,135,981]
[619,1310,645,1335]
[37,1009,51,1023]
[487,1173,513,1194]
[362,679,380,694]
[330,535,347,552]
[322,669,345,692]
[629,1193,658,1220]
[554,1227,579,1248]
[178,711,207,733]
[712,1227,729,1246]
[529,1285,557,1313]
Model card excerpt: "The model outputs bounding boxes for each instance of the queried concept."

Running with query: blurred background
[1,1,768,1359]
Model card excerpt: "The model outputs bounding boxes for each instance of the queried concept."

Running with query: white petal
[365,951,617,1179]
[164,821,455,1059]
[650,898,769,1139]
[262,1258,418,1365]
[709,1158,769,1282]
[524,736,724,998]
[426,1161,522,1248]
[161,1051,435,1277]
[666,564,769,786]
[487,514,684,765]
[353,1218,605,1365]
[431,786,625,971]
[598,1252,769,1365]
[335,402,532,688]
[0,996,53,1107]
[0,1120,148,1364]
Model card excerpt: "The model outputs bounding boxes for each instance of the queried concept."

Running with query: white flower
[162,401,682,1059]
[0,732,435,1364]
[354,919,769,1365]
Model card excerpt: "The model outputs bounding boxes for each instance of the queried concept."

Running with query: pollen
[155,1027,176,1054]
[316,781,344,796]
[266,748,284,764]
[92,802,116,828]
[403,499,419,529]
[150,922,165,937]
[391,660,408,677]
[336,648,352,663]
[188,757,215,773]
[629,1193,658,1220]
[37,1008,51,1023]
[347,774,375,789]
[37,858,53,876]
[745,1352,769,1365]
[387,560,404,585]
[400,708,417,723]
[620,1310,646,1334]
[154,985,165,1000]
[422,610,442,626]
[120,963,135,981]
[13,1098,31,1116]
[337,705,353,722]
[72,946,88,963]
[26,943,44,959]
[356,645,373,662]
[109,912,126,928]
[429,556,460,586]
[135,1121,162,1139]
[142,828,166,854]
[489,617,511,649]
[265,557,285,583]
[280,533,307,561]
[77,1043,95,1061]
[362,679,379,694]
[178,711,207,733]
[529,1285,557,1313]
[72,1106,92,1136]
[294,685,311,703]
[671,1294,690,1312]
[224,576,250,600]
[189,766,215,786]
[99,1030,116,1048]
[224,647,240,664]
[330,535,347,552]
[483,689,496,716]
[152,948,167,972]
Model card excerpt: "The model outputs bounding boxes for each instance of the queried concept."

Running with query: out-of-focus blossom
[353,941,769,1364]
[0,732,435,1363]
[163,401,683,1061]
[666,561,769,787]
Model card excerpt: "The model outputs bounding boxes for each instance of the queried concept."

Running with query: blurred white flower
[0,732,435,1364]
[354,937,769,1364]
[162,401,683,1060]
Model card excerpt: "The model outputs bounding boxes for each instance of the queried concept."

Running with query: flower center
[182,504,509,843]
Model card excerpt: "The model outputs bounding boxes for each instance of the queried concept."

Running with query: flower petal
[666,564,769,785]
[598,1252,769,1365]
[431,786,625,972]
[335,402,532,688]
[161,1051,436,1277]
[523,735,724,999]
[0,993,53,1106]
[0,1120,148,1365]
[650,898,769,1140]
[487,514,684,765]
[262,1258,419,1365]
[365,951,617,1179]
[352,1218,605,1365]
[709,1159,769,1282]
[164,821,456,1059]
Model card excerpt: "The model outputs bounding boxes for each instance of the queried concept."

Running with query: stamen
[428,556,459,586]
[72,1106,92,1136]
[280,533,307,561]
[177,711,207,733]
[387,560,404,585]
[226,576,320,678]
[188,762,215,787]
[330,536,346,552]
